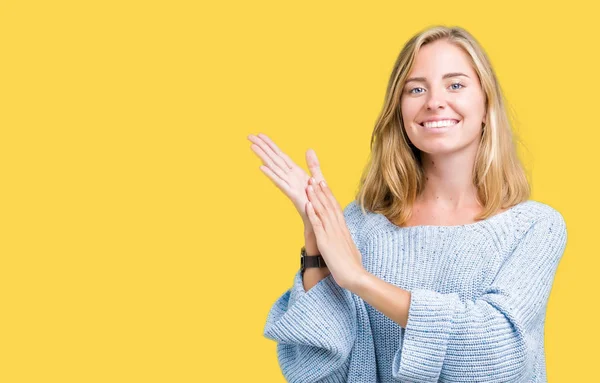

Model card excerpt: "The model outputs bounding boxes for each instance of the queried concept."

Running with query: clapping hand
[248,132,365,289]
[304,177,365,289]
[247,133,326,234]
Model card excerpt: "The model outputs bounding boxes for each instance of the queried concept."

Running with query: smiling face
[400,39,487,157]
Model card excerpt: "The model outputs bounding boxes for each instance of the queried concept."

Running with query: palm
[248,133,325,228]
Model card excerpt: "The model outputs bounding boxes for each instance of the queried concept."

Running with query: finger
[253,133,295,172]
[307,184,333,232]
[318,180,343,216]
[258,133,297,170]
[305,149,324,181]
[260,165,292,194]
[317,180,345,229]
[249,134,293,175]
[251,144,291,187]
[306,201,324,237]
[314,181,338,230]
[312,181,332,214]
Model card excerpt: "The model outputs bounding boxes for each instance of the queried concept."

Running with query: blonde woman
[250,25,567,383]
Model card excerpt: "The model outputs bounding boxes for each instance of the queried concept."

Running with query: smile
[418,119,461,133]
[419,119,459,128]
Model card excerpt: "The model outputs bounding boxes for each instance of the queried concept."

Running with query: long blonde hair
[355,25,530,226]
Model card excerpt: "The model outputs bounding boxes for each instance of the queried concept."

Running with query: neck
[418,150,480,210]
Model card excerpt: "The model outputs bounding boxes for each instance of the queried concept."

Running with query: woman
[249,25,567,383]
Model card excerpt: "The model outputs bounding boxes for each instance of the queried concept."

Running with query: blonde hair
[355,25,530,226]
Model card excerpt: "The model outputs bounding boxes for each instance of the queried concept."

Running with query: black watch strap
[300,246,327,271]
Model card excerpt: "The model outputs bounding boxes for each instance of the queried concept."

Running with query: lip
[418,117,461,126]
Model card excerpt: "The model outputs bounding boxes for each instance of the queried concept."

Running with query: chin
[416,145,459,156]
[416,137,481,157]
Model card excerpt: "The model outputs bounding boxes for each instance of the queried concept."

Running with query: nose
[426,89,446,110]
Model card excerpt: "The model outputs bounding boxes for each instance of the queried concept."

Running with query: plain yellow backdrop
[0,0,596,382]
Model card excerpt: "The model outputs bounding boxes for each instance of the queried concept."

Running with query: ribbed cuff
[264,270,356,356]
[392,289,460,382]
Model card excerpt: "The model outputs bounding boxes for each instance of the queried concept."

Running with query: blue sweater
[263,199,568,383]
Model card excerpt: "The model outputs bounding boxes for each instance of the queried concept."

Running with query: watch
[300,246,327,273]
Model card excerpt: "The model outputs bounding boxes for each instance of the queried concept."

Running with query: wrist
[344,267,370,292]
[304,229,317,244]
[303,240,319,256]
[303,226,315,238]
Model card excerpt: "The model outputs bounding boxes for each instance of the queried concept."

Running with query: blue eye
[409,87,425,94]
[450,82,464,90]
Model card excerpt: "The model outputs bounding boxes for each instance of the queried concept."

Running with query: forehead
[408,40,476,78]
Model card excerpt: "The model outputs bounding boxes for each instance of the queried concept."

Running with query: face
[400,39,487,156]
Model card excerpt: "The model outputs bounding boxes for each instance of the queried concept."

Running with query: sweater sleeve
[263,201,367,383]
[392,209,568,383]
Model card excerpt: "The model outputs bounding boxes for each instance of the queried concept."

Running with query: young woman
[249,25,567,383]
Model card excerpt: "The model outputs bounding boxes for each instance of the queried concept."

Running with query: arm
[264,270,356,382]
[349,209,568,383]
[301,230,331,292]
[263,201,369,383]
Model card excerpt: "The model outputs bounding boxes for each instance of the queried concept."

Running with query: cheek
[455,91,486,119]
[400,98,419,123]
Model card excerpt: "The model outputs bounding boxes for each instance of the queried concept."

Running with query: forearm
[349,270,411,328]
[302,229,331,291]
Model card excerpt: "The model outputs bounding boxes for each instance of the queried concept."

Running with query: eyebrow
[405,72,470,84]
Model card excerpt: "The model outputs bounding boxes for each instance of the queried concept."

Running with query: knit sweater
[263,199,568,383]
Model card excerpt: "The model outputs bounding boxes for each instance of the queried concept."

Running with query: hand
[248,133,325,231]
[305,177,365,289]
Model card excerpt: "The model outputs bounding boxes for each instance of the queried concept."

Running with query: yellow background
[0,0,595,381]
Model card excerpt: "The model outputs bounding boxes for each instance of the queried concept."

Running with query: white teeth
[422,120,458,128]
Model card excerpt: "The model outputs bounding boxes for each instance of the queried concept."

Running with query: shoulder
[342,200,399,248]
[342,200,371,248]
[512,200,566,231]
[508,199,567,249]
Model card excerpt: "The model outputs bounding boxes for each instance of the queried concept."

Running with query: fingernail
[320,180,327,187]
[309,177,315,184]
[308,185,313,192]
